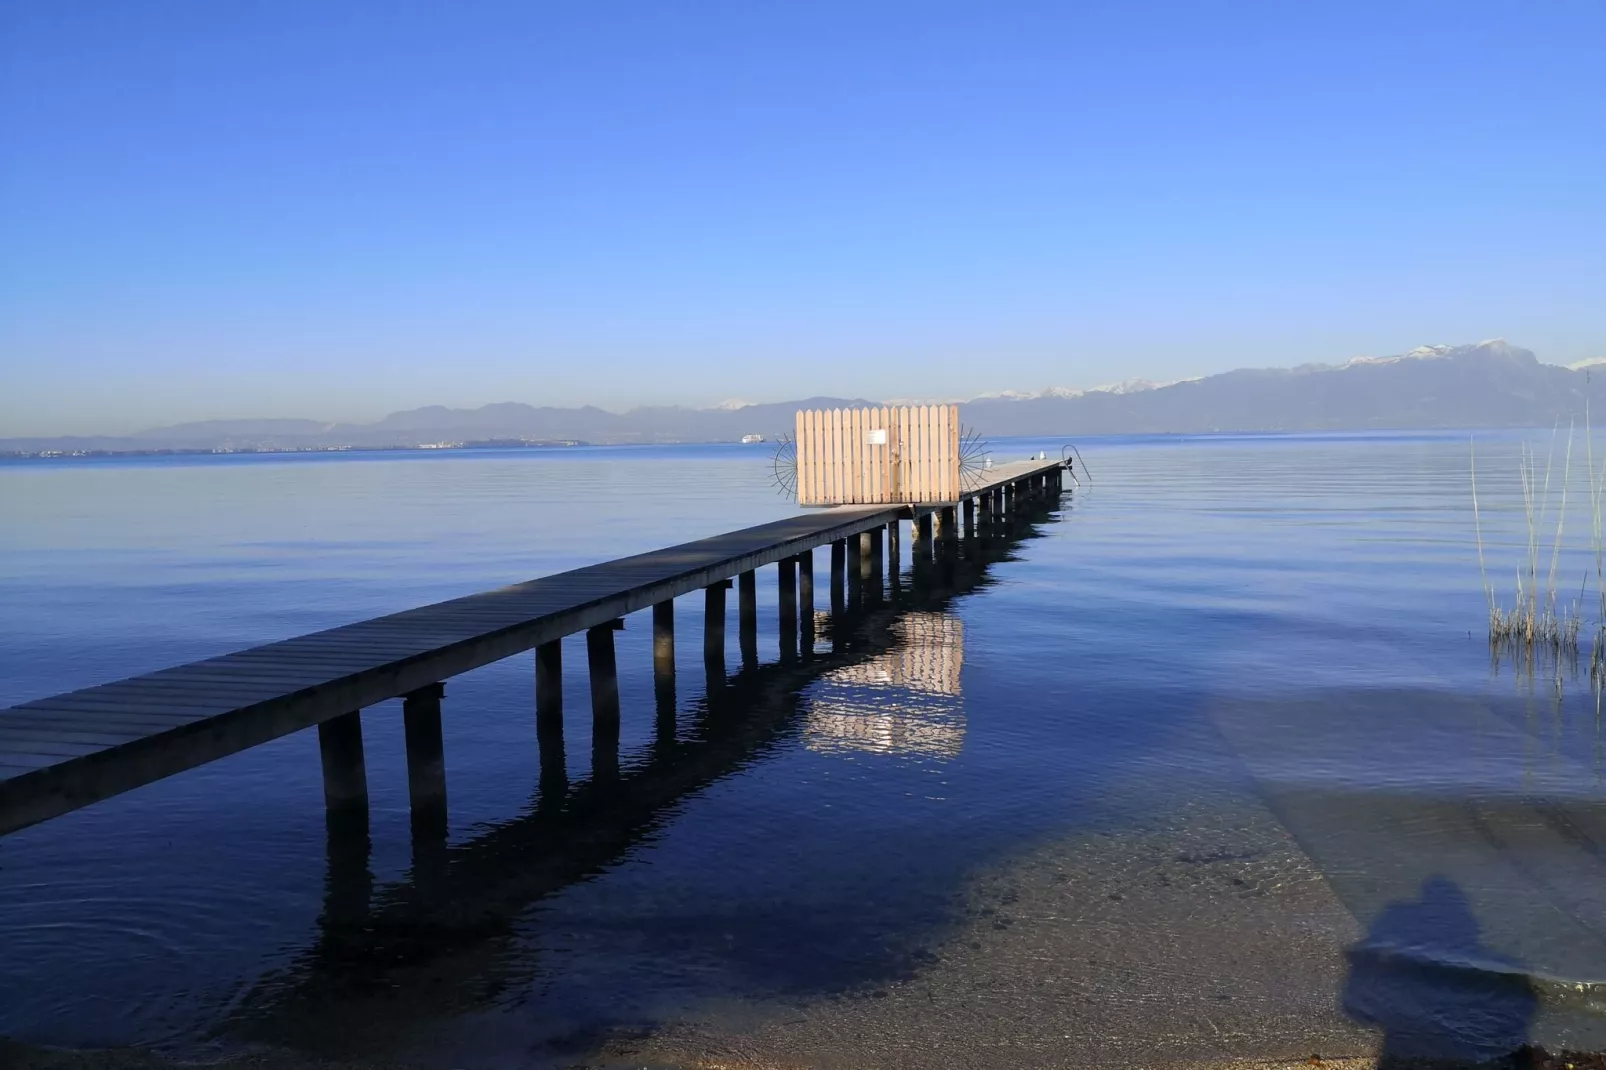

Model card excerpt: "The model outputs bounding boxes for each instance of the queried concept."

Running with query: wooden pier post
[318,710,368,816]
[653,600,675,678]
[916,513,934,561]
[886,520,901,594]
[979,491,993,530]
[939,506,958,551]
[798,550,815,655]
[738,569,758,667]
[402,683,448,842]
[778,556,798,658]
[830,539,846,615]
[653,599,676,749]
[704,580,729,668]
[587,621,622,721]
[587,620,622,783]
[963,498,976,541]
[860,530,873,604]
[534,639,566,806]
[867,527,883,599]
[535,639,563,734]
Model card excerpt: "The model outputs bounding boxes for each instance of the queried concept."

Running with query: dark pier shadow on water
[220,495,1096,1062]
[1344,876,1538,1067]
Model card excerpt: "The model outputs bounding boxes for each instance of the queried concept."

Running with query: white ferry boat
[740,434,765,444]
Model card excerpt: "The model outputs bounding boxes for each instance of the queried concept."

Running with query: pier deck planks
[0,458,1065,835]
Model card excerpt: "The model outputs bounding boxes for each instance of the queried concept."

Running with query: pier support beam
[830,539,846,616]
[704,579,731,671]
[318,710,368,817]
[653,600,676,749]
[854,530,874,607]
[738,569,758,668]
[963,498,976,541]
[778,556,798,658]
[535,640,563,734]
[587,620,623,782]
[939,506,958,551]
[867,527,884,600]
[587,620,622,720]
[798,550,815,655]
[887,520,901,595]
[846,535,863,607]
[534,640,566,805]
[402,683,448,842]
[653,599,675,679]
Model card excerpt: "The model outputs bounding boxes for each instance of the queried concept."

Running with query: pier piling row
[0,458,1068,838]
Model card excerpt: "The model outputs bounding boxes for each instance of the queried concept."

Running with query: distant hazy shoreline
[8,341,1602,458]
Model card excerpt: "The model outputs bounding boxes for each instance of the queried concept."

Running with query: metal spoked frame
[770,434,798,499]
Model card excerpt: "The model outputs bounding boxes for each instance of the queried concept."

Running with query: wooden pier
[0,457,1068,838]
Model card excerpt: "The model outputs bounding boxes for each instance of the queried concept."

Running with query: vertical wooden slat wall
[945,404,957,500]
[848,408,859,504]
[794,404,959,506]
[815,409,828,507]
[795,410,808,504]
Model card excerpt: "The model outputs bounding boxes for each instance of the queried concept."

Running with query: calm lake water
[3,432,1606,1067]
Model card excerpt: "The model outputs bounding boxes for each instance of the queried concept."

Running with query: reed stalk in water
[1474,424,1582,656]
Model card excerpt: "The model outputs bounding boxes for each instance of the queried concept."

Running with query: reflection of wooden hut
[805,613,966,759]
[825,613,963,694]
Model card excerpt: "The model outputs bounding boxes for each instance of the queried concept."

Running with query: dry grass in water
[1472,425,1586,666]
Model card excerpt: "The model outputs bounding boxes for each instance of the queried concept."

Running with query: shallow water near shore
[4,431,1606,1067]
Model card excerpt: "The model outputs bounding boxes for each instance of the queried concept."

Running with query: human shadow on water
[1343,876,1537,1067]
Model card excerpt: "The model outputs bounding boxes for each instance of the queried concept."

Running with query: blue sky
[3,1,1602,434]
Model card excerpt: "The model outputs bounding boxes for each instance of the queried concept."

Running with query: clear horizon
[4,2,1603,436]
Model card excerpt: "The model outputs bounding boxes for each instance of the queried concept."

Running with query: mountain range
[7,340,1605,456]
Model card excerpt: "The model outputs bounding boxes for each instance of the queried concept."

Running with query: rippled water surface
[3,433,1606,1067]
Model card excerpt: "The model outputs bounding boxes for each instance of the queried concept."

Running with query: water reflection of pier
[806,612,966,759]
[224,494,1062,1056]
